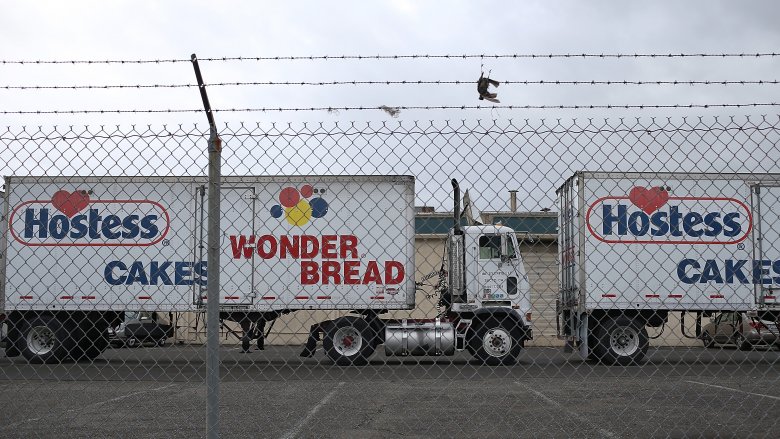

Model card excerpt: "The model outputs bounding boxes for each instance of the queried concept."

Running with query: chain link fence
[1,116,779,437]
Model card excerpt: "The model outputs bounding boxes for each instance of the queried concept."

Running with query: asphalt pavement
[1,345,778,438]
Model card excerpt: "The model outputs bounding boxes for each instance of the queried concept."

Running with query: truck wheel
[20,315,79,364]
[157,336,167,347]
[469,317,524,366]
[323,317,375,366]
[126,337,139,348]
[594,317,649,365]
[76,327,110,361]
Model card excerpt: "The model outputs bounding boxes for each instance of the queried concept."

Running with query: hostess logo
[10,190,170,247]
[586,186,751,244]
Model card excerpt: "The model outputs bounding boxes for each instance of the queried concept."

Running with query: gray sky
[2,1,780,211]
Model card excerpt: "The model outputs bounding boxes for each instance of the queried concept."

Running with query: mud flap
[577,313,589,359]
[300,322,327,357]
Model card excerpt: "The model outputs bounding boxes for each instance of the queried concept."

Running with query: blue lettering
[669,206,683,237]
[602,204,627,235]
[682,212,703,237]
[628,211,649,235]
[194,261,207,286]
[126,261,149,285]
[677,259,700,284]
[70,214,89,238]
[24,208,49,238]
[700,260,723,283]
[650,211,669,236]
[140,215,159,239]
[175,262,193,286]
[48,214,69,239]
[150,261,173,285]
[101,215,122,239]
[753,260,772,285]
[725,260,749,284]
[703,212,722,237]
[104,261,127,285]
[88,209,102,239]
[774,260,780,284]
[722,213,741,237]
[122,215,140,238]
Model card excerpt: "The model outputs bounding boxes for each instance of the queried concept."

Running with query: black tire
[157,336,167,347]
[75,327,110,361]
[734,333,750,351]
[593,317,649,366]
[469,316,524,366]
[323,317,375,366]
[19,315,80,364]
[126,337,139,348]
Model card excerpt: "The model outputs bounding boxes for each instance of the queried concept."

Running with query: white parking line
[280,381,345,439]
[514,381,618,438]
[1,383,176,429]
[685,380,780,401]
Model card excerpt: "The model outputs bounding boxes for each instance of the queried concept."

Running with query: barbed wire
[2,103,779,115]
[3,116,778,142]
[2,52,780,64]
[3,79,779,90]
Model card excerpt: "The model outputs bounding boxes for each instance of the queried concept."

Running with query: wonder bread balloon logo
[270,184,329,226]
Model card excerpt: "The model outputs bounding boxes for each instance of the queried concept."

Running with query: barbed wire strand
[3,79,779,90]
[2,103,779,115]
[2,52,780,64]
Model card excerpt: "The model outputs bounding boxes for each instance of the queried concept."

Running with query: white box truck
[557,172,780,364]
[1,176,532,365]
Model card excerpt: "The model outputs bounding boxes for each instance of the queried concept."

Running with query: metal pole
[191,53,221,439]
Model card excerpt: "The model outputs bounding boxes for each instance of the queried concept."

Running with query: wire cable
[3,79,779,90]
[2,103,778,114]
[2,52,779,64]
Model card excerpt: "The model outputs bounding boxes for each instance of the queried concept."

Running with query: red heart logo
[628,187,669,214]
[51,190,90,217]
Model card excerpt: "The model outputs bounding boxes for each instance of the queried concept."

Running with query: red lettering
[343,260,360,284]
[362,261,382,284]
[257,235,278,259]
[385,261,405,284]
[280,235,299,259]
[340,235,358,258]
[300,261,319,284]
[322,261,341,284]
[301,235,319,258]
[229,235,255,259]
[321,235,337,258]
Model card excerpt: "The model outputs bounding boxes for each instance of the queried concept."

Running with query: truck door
[476,234,508,301]
[193,186,256,306]
[752,184,780,309]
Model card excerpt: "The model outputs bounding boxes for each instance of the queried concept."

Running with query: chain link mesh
[1,116,778,437]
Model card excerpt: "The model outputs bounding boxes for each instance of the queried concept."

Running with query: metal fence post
[191,53,221,439]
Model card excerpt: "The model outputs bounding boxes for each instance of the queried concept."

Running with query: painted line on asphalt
[280,381,345,439]
[685,380,780,401]
[1,383,177,429]
[514,381,618,438]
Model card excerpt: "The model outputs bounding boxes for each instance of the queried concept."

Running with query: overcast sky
[2,1,780,211]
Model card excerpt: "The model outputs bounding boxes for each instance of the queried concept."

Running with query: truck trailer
[557,171,780,364]
[0,175,532,365]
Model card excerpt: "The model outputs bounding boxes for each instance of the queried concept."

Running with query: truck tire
[323,317,375,366]
[74,326,110,361]
[701,332,715,348]
[19,315,80,364]
[593,317,649,365]
[469,317,524,366]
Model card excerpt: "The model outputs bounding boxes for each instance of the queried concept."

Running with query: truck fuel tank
[384,318,456,356]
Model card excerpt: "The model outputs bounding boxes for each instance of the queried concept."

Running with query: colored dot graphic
[270,184,328,226]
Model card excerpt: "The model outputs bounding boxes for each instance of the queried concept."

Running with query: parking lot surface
[1,346,778,438]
